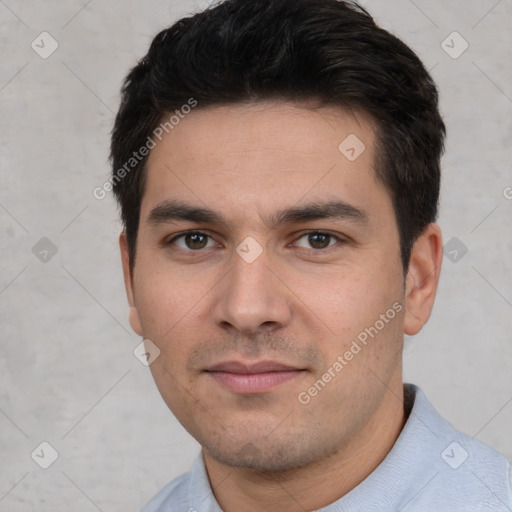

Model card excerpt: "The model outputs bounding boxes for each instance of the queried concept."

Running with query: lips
[205,360,305,394]
[206,360,300,374]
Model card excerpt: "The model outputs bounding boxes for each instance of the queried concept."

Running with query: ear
[119,232,143,336]
[404,223,443,335]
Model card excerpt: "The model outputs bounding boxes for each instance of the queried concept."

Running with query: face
[121,101,412,472]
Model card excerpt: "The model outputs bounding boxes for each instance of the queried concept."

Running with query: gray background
[0,0,511,510]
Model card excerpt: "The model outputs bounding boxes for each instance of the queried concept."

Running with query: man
[110,0,512,510]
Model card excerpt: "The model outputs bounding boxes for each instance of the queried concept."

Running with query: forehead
[141,101,391,225]
[148,101,376,167]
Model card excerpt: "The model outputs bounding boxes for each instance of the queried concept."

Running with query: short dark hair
[110,0,445,271]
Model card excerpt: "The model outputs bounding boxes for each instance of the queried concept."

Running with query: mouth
[205,360,306,394]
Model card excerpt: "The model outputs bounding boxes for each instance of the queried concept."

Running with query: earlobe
[128,307,143,337]
[119,233,143,336]
[403,224,443,336]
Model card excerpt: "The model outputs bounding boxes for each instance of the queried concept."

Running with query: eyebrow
[147,199,369,229]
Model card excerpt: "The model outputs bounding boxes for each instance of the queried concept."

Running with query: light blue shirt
[142,383,512,511]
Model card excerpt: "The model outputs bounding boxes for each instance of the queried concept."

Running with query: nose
[211,245,293,336]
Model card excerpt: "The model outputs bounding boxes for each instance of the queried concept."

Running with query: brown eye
[308,233,331,249]
[294,232,339,250]
[169,231,215,251]
[184,233,208,250]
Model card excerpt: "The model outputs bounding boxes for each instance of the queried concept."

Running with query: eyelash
[165,230,346,253]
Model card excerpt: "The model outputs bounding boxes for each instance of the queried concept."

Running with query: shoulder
[140,453,216,512]
[140,471,190,512]
[404,384,512,510]
[421,435,512,511]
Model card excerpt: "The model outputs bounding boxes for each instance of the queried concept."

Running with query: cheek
[135,259,188,317]
[298,267,399,340]
[132,268,201,356]
[137,273,199,411]
[148,355,197,430]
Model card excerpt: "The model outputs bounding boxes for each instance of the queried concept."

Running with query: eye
[166,230,345,253]
[168,231,217,251]
[293,231,343,250]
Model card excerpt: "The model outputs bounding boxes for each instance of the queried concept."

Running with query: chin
[203,432,338,473]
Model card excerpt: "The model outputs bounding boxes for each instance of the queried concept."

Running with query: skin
[120,101,443,511]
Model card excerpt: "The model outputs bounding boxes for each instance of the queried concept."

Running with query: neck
[203,379,407,512]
